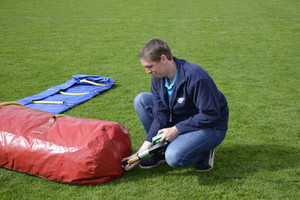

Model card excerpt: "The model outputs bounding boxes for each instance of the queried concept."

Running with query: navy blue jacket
[146,57,229,142]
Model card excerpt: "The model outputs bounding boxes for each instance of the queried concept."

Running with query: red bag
[0,102,131,184]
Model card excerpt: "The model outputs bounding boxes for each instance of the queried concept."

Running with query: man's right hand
[121,141,152,171]
[121,153,141,171]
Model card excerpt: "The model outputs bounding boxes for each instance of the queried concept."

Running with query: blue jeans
[134,92,227,168]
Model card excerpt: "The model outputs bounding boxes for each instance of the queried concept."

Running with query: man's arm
[175,79,221,134]
[145,79,170,142]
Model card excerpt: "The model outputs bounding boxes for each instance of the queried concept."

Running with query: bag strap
[80,79,105,86]
[59,91,90,95]
[32,114,67,134]
[32,101,64,104]
[0,102,25,107]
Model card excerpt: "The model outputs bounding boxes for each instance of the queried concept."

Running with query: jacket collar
[173,57,186,85]
[168,57,186,107]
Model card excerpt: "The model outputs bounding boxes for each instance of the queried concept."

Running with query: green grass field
[0,0,299,199]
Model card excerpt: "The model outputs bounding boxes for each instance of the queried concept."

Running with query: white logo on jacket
[177,97,185,104]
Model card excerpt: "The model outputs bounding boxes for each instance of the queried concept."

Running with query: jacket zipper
[169,110,173,122]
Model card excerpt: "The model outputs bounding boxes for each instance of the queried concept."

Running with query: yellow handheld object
[127,156,139,164]
[121,141,168,166]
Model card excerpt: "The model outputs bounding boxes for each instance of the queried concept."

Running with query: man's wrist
[172,126,180,135]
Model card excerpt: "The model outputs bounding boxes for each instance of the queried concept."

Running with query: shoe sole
[139,160,166,169]
[196,167,213,172]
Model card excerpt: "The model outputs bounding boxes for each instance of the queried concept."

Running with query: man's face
[140,56,168,79]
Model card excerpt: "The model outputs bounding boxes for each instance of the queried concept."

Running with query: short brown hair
[138,38,173,62]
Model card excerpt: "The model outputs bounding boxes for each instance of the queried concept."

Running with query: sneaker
[139,154,166,169]
[196,148,216,172]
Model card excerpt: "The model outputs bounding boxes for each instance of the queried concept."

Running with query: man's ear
[160,54,168,63]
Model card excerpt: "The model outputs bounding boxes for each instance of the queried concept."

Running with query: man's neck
[166,60,177,84]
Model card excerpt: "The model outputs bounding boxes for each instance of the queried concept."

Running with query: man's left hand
[158,126,180,143]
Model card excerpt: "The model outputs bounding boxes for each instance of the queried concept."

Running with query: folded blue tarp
[16,75,115,114]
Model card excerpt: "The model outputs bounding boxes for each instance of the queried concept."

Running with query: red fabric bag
[0,102,131,184]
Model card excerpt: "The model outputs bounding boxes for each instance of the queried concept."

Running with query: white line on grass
[0,16,299,22]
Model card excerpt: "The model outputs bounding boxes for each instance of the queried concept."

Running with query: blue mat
[16,75,115,114]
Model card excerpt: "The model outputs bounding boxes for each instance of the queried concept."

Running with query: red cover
[0,102,131,184]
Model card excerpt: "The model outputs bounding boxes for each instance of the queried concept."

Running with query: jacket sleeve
[175,78,221,134]
[146,80,170,142]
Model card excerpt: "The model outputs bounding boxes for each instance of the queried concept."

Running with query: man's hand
[121,141,152,171]
[158,126,180,143]
[121,154,140,171]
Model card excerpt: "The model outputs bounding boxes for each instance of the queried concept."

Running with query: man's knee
[134,92,151,110]
[165,148,185,168]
